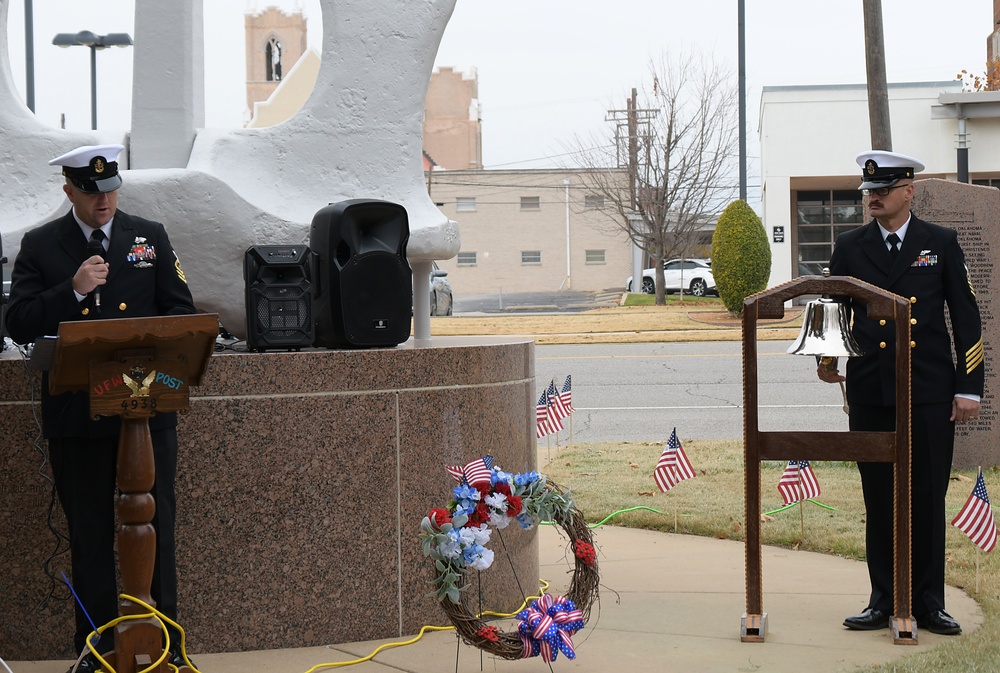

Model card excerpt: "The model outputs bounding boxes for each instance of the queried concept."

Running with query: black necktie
[886,233,900,261]
[89,228,107,251]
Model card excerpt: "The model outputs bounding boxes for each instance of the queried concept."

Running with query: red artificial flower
[469,502,490,526]
[477,625,500,642]
[476,483,492,499]
[573,539,597,567]
[506,495,523,517]
[428,507,452,530]
[494,482,512,497]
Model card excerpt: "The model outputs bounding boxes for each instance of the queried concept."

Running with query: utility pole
[25,0,35,112]
[607,90,657,287]
[862,0,892,150]
[628,88,638,213]
[738,0,747,201]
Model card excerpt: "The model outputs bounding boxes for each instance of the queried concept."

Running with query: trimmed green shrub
[711,200,771,316]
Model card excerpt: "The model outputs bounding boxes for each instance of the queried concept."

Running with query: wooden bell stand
[740,276,917,645]
[49,314,218,673]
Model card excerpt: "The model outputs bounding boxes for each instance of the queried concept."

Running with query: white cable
[0,654,16,673]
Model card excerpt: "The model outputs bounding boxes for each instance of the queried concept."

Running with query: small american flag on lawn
[446,456,495,488]
[549,379,571,420]
[559,375,576,414]
[654,427,696,492]
[536,389,563,438]
[952,470,997,552]
[777,460,821,506]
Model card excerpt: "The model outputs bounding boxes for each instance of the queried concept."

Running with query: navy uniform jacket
[6,209,197,438]
[829,216,984,407]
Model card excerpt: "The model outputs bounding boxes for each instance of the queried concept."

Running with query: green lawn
[543,441,1000,673]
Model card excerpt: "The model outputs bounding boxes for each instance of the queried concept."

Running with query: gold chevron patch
[966,338,984,374]
[966,264,976,296]
[174,253,188,284]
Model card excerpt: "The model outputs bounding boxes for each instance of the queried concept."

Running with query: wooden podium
[49,314,218,673]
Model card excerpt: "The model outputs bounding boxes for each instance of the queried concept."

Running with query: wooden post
[862,0,892,150]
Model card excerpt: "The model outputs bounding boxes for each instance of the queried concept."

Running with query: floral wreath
[419,456,599,661]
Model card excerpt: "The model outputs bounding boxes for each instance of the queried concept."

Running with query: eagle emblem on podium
[124,367,157,398]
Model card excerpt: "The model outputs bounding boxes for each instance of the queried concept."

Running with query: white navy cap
[49,144,124,193]
[856,150,925,190]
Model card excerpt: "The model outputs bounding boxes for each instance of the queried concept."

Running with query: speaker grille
[255,287,311,336]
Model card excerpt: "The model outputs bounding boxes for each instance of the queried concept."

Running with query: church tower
[245,6,308,117]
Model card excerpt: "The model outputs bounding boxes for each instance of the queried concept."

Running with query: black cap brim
[69,174,122,194]
[859,177,902,190]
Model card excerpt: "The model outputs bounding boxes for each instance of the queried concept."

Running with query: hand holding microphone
[73,234,109,312]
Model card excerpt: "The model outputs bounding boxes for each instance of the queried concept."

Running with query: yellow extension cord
[302,579,551,673]
[78,582,551,673]
[80,594,198,673]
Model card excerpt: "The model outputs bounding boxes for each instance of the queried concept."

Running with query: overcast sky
[4,0,994,201]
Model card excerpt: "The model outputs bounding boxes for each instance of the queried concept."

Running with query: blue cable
[60,572,101,644]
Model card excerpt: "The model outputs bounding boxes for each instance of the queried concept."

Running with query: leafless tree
[569,53,739,304]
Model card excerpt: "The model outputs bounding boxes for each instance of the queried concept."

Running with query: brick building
[429,169,632,294]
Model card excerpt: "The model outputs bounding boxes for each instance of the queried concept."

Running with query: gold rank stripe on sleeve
[966,338,985,374]
[965,264,976,296]
[174,253,188,284]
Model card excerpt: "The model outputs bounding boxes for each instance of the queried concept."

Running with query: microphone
[86,236,104,314]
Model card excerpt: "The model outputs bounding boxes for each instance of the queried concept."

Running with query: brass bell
[787,297,865,358]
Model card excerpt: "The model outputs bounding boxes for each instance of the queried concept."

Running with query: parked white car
[626,258,717,297]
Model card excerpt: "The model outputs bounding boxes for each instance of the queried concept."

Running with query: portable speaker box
[244,245,316,352]
[310,199,412,348]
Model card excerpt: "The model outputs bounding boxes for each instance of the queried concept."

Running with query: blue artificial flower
[453,484,480,501]
[514,471,540,487]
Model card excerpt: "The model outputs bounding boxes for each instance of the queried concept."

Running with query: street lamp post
[52,30,132,130]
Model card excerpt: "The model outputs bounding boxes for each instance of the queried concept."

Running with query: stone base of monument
[0,337,538,658]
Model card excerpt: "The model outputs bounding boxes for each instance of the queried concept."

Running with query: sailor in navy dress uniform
[5,144,196,669]
[817,150,984,636]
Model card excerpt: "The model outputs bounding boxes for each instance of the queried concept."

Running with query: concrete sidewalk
[15,525,982,673]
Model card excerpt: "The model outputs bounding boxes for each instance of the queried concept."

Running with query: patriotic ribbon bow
[516,594,584,662]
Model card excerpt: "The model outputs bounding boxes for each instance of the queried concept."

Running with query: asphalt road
[535,340,849,444]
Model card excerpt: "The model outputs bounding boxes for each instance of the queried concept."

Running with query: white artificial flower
[438,538,461,560]
[471,524,492,545]
[489,511,512,529]
[469,547,495,571]
[485,492,508,510]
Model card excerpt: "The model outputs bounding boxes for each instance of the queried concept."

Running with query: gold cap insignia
[865,160,877,175]
[94,158,105,174]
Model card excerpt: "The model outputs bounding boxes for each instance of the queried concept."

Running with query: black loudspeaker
[310,199,412,348]
[244,245,315,352]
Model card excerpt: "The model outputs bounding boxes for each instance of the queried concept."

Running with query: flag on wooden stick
[654,427,696,492]
[777,460,820,506]
[952,470,998,553]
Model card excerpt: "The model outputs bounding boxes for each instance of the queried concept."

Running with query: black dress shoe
[843,607,890,630]
[66,653,103,673]
[169,650,197,670]
[917,609,962,635]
